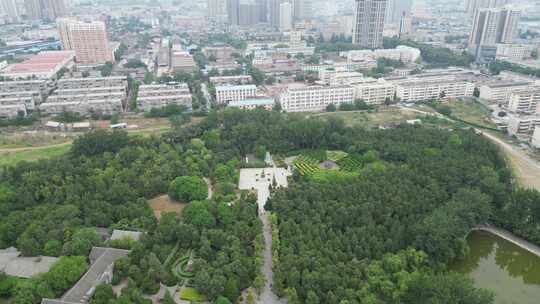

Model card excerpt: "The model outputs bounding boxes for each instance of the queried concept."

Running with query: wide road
[398,105,540,191]
[480,131,540,191]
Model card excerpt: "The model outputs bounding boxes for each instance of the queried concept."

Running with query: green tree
[91,284,116,304]
[168,176,208,202]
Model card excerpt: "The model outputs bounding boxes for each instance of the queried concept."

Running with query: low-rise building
[532,127,540,148]
[0,51,75,80]
[202,44,236,60]
[228,97,274,110]
[352,78,396,105]
[344,45,421,64]
[496,44,532,61]
[394,76,474,102]
[0,104,26,118]
[216,84,257,104]
[507,114,540,136]
[41,247,130,304]
[57,76,127,90]
[40,76,128,115]
[137,83,193,111]
[209,75,252,85]
[480,81,533,104]
[279,84,355,112]
[508,90,540,114]
[171,51,197,72]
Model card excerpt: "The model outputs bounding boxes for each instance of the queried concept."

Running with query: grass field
[446,100,496,128]
[179,287,207,302]
[148,194,187,220]
[317,109,420,128]
[0,143,71,166]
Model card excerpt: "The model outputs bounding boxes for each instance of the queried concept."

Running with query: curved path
[473,225,540,257]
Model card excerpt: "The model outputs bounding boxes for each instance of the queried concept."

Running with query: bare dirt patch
[148,194,187,220]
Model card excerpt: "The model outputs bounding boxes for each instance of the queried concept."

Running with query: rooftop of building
[3,51,74,74]
[483,81,532,89]
[229,97,275,107]
[216,84,257,91]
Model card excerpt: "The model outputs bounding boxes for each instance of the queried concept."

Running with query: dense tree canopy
[168,176,208,202]
[1,109,538,304]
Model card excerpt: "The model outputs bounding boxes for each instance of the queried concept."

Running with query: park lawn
[446,100,496,128]
[0,144,71,166]
[180,287,207,302]
[319,109,419,128]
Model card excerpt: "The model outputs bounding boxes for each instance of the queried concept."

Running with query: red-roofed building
[0,51,75,80]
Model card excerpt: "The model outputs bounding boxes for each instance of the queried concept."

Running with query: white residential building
[352,78,396,105]
[479,81,533,104]
[209,75,252,85]
[0,104,26,118]
[279,84,355,112]
[496,44,532,61]
[228,97,275,110]
[345,45,421,64]
[216,85,258,104]
[394,77,475,102]
[507,114,540,136]
[508,90,540,114]
[532,127,540,148]
[171,51,197,72]
[137,83,193,111]
[39,76,128,115]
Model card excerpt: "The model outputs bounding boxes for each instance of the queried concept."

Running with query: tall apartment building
[238,0,260,25]
[226,0,239,25]
[465,0,511,15]
[1,0,20,22]
[216,85,257,104]
[468,7,521,61]
[24,0,67,20]
[57,18,113,65]
[279,85,355,112]
[137,83,193,112]
[352,0,387,49]
[293,0,312,21]
[269,0,281,27]
[385,0,412,25]
[508,90,540,114]
[256,0,267,23]
[208,0,226,17]
[279,1,293,31]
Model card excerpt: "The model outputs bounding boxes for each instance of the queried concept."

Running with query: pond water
[450,230,540,304]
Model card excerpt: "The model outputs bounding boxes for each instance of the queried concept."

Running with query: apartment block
[0,104,26,118]
[508,90,540,114]
[279,85,355,112]
[479,81,532,104]
[228,97,275,110]
[216,85,258,104]
[57,18,113,65]
[394,77,475,102]
[39,76,128,115]
[496,44,532,61]
[0,91,40,111]
[171,51,197,73]
[209,75,252,85]
[507,115,540,136]
[352,79,396,105]
[57,76,128,90]
[137,83,193,111]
